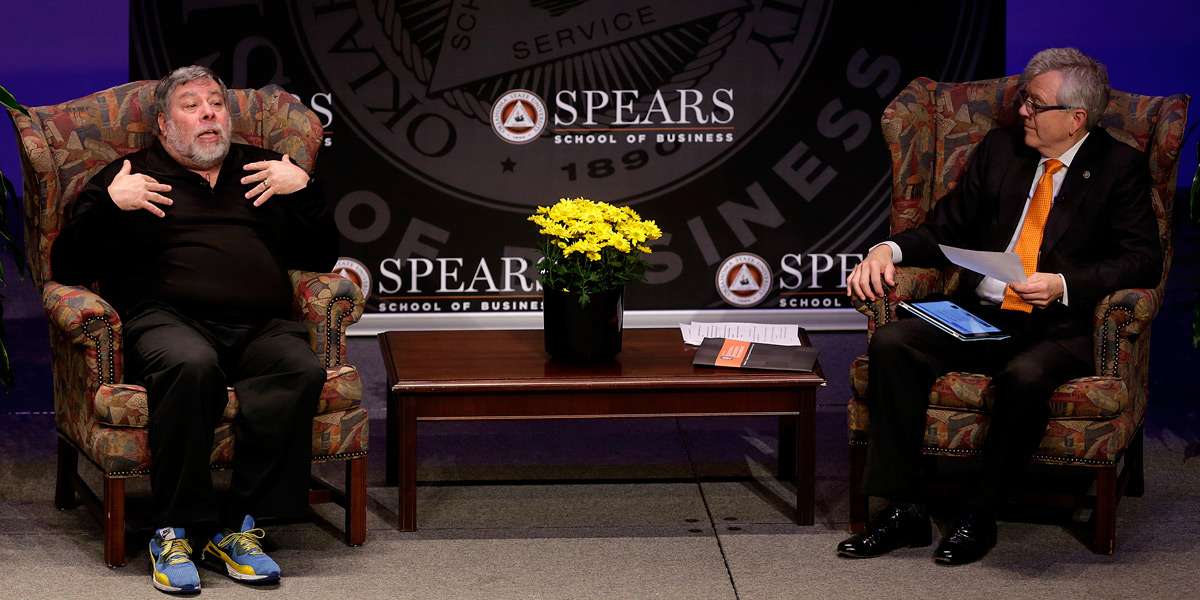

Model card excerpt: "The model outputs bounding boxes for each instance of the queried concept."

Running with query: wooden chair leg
[849,443,869,533]
[345,455,367,546]
[103,476,126,567]
[1093,464,1117,555]
[1125,428,1145,498]
[55,437,79,510]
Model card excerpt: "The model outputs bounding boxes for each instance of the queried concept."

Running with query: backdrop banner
[131,0,1004,331]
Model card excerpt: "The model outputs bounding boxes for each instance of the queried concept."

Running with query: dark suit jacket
[889,126,1162,362]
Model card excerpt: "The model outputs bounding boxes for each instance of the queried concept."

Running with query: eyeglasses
[1019,90,1072,115]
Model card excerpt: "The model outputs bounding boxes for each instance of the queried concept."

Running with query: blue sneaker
[201,515,281,584]
[149,527,200,594]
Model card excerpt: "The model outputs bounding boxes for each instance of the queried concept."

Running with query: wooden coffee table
[378,328,825,531]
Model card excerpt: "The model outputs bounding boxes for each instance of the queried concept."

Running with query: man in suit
[837,48,1161,565]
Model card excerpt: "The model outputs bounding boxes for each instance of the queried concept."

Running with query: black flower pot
[542,286,624,363]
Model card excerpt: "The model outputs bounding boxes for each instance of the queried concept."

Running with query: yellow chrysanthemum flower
[529,197,664,303]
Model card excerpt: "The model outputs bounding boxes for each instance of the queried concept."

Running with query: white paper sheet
[938,244,1028,284]
[679,322,803,346]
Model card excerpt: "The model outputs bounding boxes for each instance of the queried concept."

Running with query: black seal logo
[290,0,826,211]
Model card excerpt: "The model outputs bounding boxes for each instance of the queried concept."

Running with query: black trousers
[861,303,1091,510]
[125,305,325,531]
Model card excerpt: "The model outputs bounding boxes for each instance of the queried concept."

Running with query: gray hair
[152,65,229,135]
[1023,47,1110,130]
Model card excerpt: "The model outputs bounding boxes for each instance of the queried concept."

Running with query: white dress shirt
[879,131,1091,306]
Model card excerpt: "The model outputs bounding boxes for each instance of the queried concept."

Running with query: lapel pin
[1083,171,1091,179]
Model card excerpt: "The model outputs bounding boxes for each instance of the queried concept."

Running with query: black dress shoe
[837,504,932,558]
[933,510,997,565]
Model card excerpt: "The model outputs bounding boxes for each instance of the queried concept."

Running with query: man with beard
[51,65,337,594]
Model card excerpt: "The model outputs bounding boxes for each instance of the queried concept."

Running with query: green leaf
[0,338,11,391]
[0,85,25,390]
[0,85,28,116]
[0,174,26,284]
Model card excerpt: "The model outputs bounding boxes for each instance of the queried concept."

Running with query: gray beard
[163,120,230,171]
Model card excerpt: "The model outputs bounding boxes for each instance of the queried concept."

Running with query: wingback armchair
[9,81,369,566]
[847,75,1188,553]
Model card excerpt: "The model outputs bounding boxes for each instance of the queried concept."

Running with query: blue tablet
[899,300,1010,341]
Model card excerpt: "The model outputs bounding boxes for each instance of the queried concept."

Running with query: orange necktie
[1002,158,1063,312]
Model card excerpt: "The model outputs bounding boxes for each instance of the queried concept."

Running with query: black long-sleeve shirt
[51,140,339,325]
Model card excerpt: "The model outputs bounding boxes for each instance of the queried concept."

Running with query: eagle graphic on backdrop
[530,0,591,17]
[373,0,746,124]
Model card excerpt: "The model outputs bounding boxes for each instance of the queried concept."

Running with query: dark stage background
[1,1,1197,413]
[128,0,1004,323]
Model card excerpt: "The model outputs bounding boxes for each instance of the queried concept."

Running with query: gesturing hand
[242,154,310,206]
[107,159,173,217]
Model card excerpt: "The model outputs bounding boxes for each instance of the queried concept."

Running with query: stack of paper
[679,322,803,346]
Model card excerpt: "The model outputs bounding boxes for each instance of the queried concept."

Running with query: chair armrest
[42,281,124,385]
[291,270,366,368]
[1093,287,1161,378]
[851,266,947,335]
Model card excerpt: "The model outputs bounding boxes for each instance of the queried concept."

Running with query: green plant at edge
[0,84,30,390]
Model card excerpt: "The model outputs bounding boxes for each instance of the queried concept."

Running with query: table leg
[397,393,418,531]
[796,391,815,525]
[777,415,796,480]
[386,391,398,486]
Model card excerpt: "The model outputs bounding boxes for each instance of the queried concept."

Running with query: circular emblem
[491,90,547,144]
[715,253,771,307]
[290,1,826,211]
[333,257,372,300]
[131,3,1001,315]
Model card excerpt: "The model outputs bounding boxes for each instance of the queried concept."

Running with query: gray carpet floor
[1,329,1198,599]
[1,223,1198,599]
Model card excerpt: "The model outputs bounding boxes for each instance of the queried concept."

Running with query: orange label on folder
[716,339,750,365]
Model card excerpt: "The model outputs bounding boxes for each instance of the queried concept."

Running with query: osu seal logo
[133,2,1001,314]
[290,0,825,210]
[492,90,547,144]
[333,258,373,300]
[716,253,771,307]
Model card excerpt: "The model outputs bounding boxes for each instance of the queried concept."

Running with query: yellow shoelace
[161,538,193,565]
[217,528,267,555]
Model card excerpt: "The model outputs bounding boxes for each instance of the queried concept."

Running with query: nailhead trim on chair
[914,445,1119,467]
[1099,305,1133,378]
[82,316,117,387]
[850,435,1124,467]
[311,450,369,463]
[102,451,370,479]
[865,300,893,331]
[101,470,147,478]
[327,294,354,367]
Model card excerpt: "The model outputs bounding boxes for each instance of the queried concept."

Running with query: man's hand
[847,245,896,302]
[242,154,310,206]
[1007,272,1064,308]
[107,160,173,217]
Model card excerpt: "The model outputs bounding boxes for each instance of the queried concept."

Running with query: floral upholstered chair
[847,75,1188,554]
[9,81,368,566]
